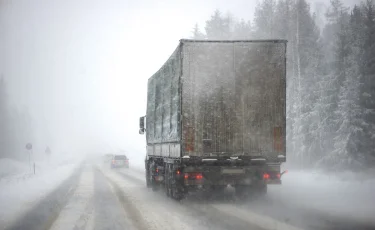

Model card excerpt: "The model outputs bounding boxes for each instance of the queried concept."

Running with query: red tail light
[195,173,203,180]
[263,173,270,180]
[276,173,281,179]
[184,172,203,180]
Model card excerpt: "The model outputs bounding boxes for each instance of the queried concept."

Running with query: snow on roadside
[0,158,30,180]
[269,170,375,225]
[0,156,84,229]
[0,153,83,184]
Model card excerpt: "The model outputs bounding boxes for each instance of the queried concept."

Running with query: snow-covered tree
[193,0,375,170]
[205,10,233,39]
[359,0,375,166]
[232,19,252,39]
[319,6,364,170]
[192,23,206,39]
[253,0,277,38]
[322,0,350,71]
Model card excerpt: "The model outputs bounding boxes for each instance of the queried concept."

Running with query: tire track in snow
[113,167,264,230]
[110,165,375,230]
[210,203,303,230]
[94,167,140,230]
[49,164,94,230]
[98,166,201,230]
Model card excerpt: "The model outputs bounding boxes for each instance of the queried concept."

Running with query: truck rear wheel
[254,184,267,196]
[172,186,185,201]
[235,185,251,200]
[212,185,226,193]
[146,172,151,188]
[165,173,172,197]
[151,180,160,191]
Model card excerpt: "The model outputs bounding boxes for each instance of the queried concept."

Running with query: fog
[0,0,259,163]
[0,0,360,162]
[1,1,374,230]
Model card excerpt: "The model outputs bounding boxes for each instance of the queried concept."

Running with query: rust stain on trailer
[273,127,283,152]
[185,127,195,152]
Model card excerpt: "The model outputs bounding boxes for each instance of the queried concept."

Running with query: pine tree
[359,0,375,165]
[319,6,365,170]
[205,10,233,39]
[322,0,350,70]
[274,0,293,39]
[232,19,252,39]
[193,0,374,170]
[253,0,277,38]
[288,0,323,168]
[192,23,206,39]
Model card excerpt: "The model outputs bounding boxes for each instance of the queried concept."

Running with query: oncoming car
[111,155,129,168]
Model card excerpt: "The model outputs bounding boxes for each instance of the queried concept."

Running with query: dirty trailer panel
[146,40,286,162]
[146,47,181,158]
[182,40,286,162]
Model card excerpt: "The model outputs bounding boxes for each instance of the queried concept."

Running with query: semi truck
[139,39,287,200]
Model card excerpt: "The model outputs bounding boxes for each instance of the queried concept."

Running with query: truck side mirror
[281,170,288,177]
[139,116,146,135]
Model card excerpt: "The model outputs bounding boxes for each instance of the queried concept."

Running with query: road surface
[3,159,374,230]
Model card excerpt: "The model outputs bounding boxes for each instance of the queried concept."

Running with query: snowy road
[3,161,375,230]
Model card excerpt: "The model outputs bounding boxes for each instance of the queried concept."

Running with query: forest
[192,0,375,171]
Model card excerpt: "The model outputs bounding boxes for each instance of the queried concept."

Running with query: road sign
[26,143,32,150]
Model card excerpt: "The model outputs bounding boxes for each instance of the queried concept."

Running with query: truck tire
[167,164,184,201]
[212,185,226,193]
[172,186,185,201]
[147,161,159,191]
[146,171,151,188]
[151,180,159,191]
[254,184,267,196]
[165,165,171,197]
[165,184,171,197]
[235,185,251,200]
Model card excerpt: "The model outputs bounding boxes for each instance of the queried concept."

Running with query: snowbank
[269,170,375,225]
[0,158,30,178]
[0,155,84,229]
[0,153,84,184]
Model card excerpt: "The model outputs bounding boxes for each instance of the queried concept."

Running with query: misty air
[0,0,374,230]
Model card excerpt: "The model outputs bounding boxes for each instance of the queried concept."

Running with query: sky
[0,0,359,161]
[0,0,258,160]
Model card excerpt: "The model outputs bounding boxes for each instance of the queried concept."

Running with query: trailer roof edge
[180,39,288,43]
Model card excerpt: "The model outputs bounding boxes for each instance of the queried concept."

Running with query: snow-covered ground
[0,155,84,229]
[0,154,80,184]
[269,170,375,225]
[0,158,31,182]
[2,155,375,230]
